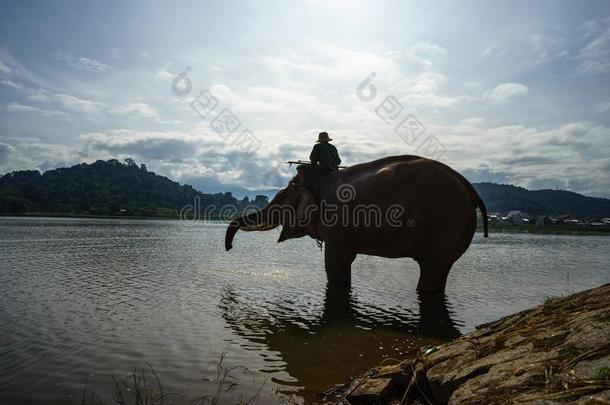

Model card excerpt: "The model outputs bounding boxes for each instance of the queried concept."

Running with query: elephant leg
[324,243,355,286]
[437,262,455,293]
[416,253,452,294]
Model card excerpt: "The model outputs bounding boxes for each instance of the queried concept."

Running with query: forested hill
[473,182,610,217]
[1,159,609,218]
[0,159,268,217]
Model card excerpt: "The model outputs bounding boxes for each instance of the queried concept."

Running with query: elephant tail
[473,187,489,237]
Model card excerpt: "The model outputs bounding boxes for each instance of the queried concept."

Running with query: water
[0,217,608,404]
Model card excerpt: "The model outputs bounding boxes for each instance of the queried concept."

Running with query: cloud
[1,112,609,198]
[4,101,71,119]
[156,68,173,83]
[105,47,121,61]
[0,60,12,75]
[461,117,484,125]
[78,128,293,189]
[401,42,447,70]
[40,109,70,118]
[54,51,111,73]
[80,130,219,161]
[0,47,71,93]
[28,89,103,113]
[0,142,16,164]
[70,118,610,198]
[110,102,160,119]
[461,81,483,93]
[439,121,610,197]
[0,139,83,174]
[412,42,447,58]
[76,127,393,191]
[482,32,563,70]
[0,79,22,89]
[2,9,610,199]
[6,102,40,112]
[483,83,529,104]
[595,99,610,114]
[576,18,610,74]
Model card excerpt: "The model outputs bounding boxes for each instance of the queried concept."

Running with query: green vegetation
[479,223,610,236]
[562,346,588,357]
[544,296,560,305]
[0,159,268,219]
[595,366,610,381]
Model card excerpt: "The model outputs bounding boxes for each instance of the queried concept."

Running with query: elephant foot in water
[324,245,453,294]
[415,257,453,295]
[324,244,355,287]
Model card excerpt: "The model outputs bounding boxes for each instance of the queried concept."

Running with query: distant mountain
[473,182,610,218]
[199,184,280,200]
[0,159,268,217]
[1,160,609,218]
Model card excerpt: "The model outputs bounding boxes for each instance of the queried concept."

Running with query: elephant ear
[295,186,316,224]
[277,186,317,243]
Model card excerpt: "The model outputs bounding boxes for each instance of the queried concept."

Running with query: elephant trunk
[224,208,278,251]
[224,220,240,251]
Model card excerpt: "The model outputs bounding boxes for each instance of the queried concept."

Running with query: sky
[1,0,609,197]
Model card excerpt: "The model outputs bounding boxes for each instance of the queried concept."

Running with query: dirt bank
[329,284,610,404]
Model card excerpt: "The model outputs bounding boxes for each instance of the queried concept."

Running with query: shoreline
[328,284,610,404]
[0,213,229,222]
[2,214,610,236]
[482,223,610,236]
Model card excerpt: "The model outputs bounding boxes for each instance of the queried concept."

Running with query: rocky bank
[329,284,610,404]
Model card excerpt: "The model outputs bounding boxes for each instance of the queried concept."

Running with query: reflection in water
[417,293,462,340]
[320,285,461,340]
[3,218,609,404]
[220,284,461,398]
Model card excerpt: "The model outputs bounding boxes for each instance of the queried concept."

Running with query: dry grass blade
[81,355,264,405]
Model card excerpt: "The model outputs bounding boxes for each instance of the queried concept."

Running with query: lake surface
[1,217,609,404]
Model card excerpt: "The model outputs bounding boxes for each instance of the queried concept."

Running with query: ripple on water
[1,217,609,403]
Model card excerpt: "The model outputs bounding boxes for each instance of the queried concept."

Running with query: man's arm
[309,144,319,164]
[333,145,341,166]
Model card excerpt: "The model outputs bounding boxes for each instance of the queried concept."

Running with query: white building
[507,210,524,225]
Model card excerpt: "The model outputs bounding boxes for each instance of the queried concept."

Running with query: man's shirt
[309,142,341,170]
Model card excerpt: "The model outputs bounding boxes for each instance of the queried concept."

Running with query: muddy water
[1,217,608,403]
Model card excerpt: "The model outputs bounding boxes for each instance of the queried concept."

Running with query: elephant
[225,155,488,294]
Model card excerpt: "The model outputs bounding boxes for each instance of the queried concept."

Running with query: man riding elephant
[309,131,341,170]
[297,131,342,185]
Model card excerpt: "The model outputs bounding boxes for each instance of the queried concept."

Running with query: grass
[81,354,267,405]
[594,366,610,381]
[544,296,560,305]
[544,366,562,389]
[562,346,588,357]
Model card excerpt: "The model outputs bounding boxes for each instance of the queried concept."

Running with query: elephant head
[225,180,318,251]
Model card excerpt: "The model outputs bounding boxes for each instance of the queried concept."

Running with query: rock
[571,355,610,380]
[376,361,413,386]
[577,389,610,404]
[335,284,610,405]
[346,377,393,404]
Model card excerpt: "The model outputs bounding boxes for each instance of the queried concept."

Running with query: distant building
[507,210,524,225]
[488,213,501,224]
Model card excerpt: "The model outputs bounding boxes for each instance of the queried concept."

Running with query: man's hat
[317,131,332,142]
